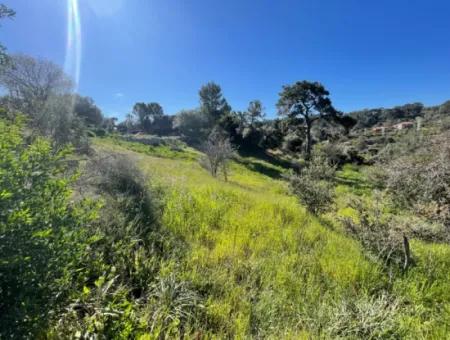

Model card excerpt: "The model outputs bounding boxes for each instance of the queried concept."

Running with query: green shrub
[0,116,98,337]
[47,153,203,338]
[289,156,336,214]
[94,128,107,137]
[290,175,334,214]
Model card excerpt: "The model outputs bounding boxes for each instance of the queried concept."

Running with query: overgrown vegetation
[1,4,450,338]
[0,116,98,337]
[289,155,336,214]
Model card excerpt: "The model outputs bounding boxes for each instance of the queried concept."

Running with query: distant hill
[348,100,450,130]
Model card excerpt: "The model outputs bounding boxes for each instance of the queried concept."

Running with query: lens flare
[65,0,82,92]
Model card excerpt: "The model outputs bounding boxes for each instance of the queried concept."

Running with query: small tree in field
[201,129,235,181]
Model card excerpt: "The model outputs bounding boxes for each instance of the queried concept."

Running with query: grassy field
[94,137,450,339]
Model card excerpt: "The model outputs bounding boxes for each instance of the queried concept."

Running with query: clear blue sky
[2,0,450,119]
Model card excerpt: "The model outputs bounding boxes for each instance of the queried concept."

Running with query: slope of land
[94,136,450,339]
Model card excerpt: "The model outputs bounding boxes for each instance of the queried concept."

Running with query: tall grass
[94,138,450,338]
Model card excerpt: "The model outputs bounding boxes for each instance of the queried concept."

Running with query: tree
[173,109,209,143]
[0,54,73,116]
[277,81,337,160]
[149,115,174,136]
[116,113,138,133]
[199,82,231,124]
[103,117,117,133]
[0,4,15,66]
[246,100,265,126]
[259,119,285,149]
[132,102,164,133]
[0,54,93,150]
[73,95,103,126]
[334,114,357,135]
[201,129,235,181]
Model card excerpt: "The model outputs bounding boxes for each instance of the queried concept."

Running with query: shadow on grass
[335,172,374,195]
[234,148,294,179]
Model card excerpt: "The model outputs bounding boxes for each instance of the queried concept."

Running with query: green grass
[93,138,450,338]
[99,135,199,161]
[336,163,373,196]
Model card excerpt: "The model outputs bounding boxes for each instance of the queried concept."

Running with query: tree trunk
[305,120,312,161]
[222,164,228,182]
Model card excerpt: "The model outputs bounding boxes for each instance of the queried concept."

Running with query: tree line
[2,51,449,164]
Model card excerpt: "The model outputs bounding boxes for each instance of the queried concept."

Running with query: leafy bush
[290,175,334,214]
[316,141,347,166]
[122,134,184,148]
[281,131,303,153]
[93,128,107,137]
[0,117,203,338]
[289,156,336,214]
[0,116,98,337]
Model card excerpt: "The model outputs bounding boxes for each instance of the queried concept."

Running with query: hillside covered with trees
[1,3,450,339]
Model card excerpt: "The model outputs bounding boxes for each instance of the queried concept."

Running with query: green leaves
[0,117,98,337]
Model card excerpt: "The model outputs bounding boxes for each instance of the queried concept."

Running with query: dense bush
[289,156,336,214]
[122,134,184,149]
[281,131,304,154]
[50,154,204,338]
[0,116,97,337]
[0,117,204,338]
[290,175,334,214]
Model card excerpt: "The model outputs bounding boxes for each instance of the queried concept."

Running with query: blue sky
[2,0,450,119]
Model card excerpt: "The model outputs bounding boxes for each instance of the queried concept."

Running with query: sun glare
[64,0,81,91]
